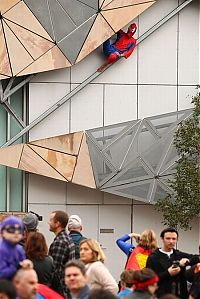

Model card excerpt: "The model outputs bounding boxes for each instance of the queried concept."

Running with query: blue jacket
[116,234,135,256]
[0,238,25,279]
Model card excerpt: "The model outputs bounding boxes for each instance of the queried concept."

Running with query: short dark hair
[65,260,86,275]
[160,228,179,239]
[88,289,116,299]
[52,210,69,229]
[0,279,16,299]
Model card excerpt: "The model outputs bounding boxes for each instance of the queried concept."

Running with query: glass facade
[0,85,25,212]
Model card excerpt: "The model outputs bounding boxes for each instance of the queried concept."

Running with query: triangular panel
[101,2,155,32]
[48,0,76,42]
[0,22,12,76]
[23,0,54,40]
[3,21,33,76]
[72,134,96,188]
[58,0,96,26]
[19,145,67,181]
[77,0,98,10]
[18,46,71,76]
[87,136,117,187]
[76,13,114,63]
[5,19,54,60]
[0,0,20,15]
[103,182,151,202]
[28,144,77,181]
[58,15,96,64]
[30,132,83,155]
[99,0,113,9]
[102,0,155,10]
[4,1,52,40]
[0,144,23,168]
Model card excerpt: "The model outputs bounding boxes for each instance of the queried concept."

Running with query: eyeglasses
[3,225,23,234]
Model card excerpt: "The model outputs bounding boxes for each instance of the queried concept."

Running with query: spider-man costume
[103,23,137,64]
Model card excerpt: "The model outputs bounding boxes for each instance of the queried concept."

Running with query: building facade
[0,0,199,279]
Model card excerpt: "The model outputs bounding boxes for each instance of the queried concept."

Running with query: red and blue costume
[103,23,137,64]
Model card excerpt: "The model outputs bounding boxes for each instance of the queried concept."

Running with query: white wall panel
[178,85,197,110]
[29,83,70,140]
[104,84,137,126]
[66,183,103,205]
[178,0,199,85]
[66,205,99,240]
[30,68,70,83]
[103,192,132,205]
[138,85,177,118]
[70,84,103,132]
[28,174,66,205]
[139,0,178,36]
[138,17,177,84]
[99,205,132,280]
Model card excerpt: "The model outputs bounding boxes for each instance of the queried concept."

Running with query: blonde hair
[138,229,157,251]
[80,239,106,263]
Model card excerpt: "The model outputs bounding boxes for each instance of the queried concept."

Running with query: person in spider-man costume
[97,23,137,72]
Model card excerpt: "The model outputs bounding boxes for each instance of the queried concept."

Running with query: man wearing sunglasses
[0,216,25,279]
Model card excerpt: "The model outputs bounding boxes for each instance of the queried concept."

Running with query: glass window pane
[10,168,22,211]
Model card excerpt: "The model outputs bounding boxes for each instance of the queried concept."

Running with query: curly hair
[25,231,48,260]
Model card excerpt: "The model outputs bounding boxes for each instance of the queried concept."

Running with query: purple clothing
[0,238,25,279]
[116,234,135,256]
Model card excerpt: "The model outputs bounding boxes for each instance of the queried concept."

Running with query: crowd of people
[0,211,200,299]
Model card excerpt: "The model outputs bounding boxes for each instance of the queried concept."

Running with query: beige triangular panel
[72,134,96,189]
[0,144,23,168]
[18,45,71,76]
[3,21,33,76]
[76,14,115,63]
[6,20,54,60]
[0,0,20,15]
[19,145,67,182]
[102,0,155,10]
[99,0,113,9]
[29,132,83,156]
[0,74,10,79]
[0,23,12,76]
[101,2,155,32]
[29,144,77,181]
[4,1,53,41]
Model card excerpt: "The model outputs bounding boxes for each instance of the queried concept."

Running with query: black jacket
[146,248,199,299]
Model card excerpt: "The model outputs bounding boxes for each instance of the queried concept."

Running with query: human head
[120,269,134,289]
[88,289,116,299]
[13,268,38,299]
[68,215,82,232]
[64,260,87,296]
[25,232,48,260]
[79,239,106,264]
[132,268,158,295]
[1,216,23,244]
[160,228,178,251]
[22,212,39,232]
[127,23,137,37]
[0,279,16,299]
[48,210,69,234]
[138,229,157,251]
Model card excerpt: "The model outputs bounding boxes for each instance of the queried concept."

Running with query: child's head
[1,216,24,244]
[120,269,135,289]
